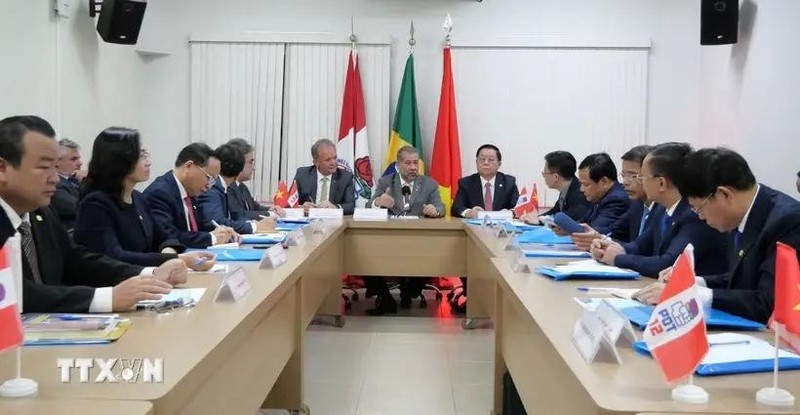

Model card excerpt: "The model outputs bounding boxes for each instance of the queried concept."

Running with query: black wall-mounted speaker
[701,0,739,45]
[96,0,147,45]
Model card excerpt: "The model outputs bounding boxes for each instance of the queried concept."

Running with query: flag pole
[349,16,357,52]
[409,20,415,53]
[756,324,796,406]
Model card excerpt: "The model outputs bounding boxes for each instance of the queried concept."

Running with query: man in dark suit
[556,152,629,235]
[636,147,800,323]
[364,146,445,315]
[292,139,355,215]
[49,138,85,229]
[451,144,519,311]
[539,151,590,220]
[144,143,237,248]
[197,143,274,235]
[0,115,185,313]
[591,143,728,277]
[225,138,282,220]
[571,145,655,249]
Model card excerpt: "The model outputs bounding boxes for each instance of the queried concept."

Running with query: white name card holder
[596,299,638,347]
[510,247,530,273]
[477,210,514,221]
[283,208,305,218]
[353,208,389,221]
[214,266,251,303]
[494,225,509,238]
[286,229,306,246]
[503,234,519,251]
[308,208,344,221]
[570,307,623,365]
[259,244,288,269]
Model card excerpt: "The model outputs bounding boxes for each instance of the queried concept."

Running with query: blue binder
[503,222,540,233]
[522,247,592,259]
[620,305,765,331]
[205,249,264,262]
[241,233,287,244]
[553,212,584,234]
[517,228,573,245]
[633,341,800,376]
[536,266,639,281]
[275,223,304,232]
[278,217,311,224]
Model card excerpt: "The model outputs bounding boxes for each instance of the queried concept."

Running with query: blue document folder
[275,223,304,231]
[517,228,572,245]
[241,233,287,244]
[278,217,311,224]
[206,249,264,262]
[620,305,765,331]
[522,247,591,259]
[536,265,640,281]
[553,212,584,234]
[633,337,800,376]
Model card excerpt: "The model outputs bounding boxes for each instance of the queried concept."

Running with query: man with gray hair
[291,138,355,215]
[51,138,85,229]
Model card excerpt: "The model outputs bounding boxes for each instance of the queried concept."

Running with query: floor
[263,288,495,415]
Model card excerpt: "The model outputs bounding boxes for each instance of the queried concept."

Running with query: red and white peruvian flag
[513,186,537,217]
[644,244,709,383]
[0,242,24,353]
[286,181,300,209]
[337,50,374,208]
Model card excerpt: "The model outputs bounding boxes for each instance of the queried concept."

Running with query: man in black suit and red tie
[451,144,520,311]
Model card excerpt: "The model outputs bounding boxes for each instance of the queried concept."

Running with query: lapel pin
[499,183,503,188]
[35,215,43,222]
[739,249,744,257]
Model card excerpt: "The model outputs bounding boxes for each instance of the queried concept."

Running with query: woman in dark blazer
[74,127,215,270]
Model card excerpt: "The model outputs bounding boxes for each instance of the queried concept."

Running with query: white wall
[2,0,798,196]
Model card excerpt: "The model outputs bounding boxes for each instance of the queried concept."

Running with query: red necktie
[484,182,494,211]
[184,197,198,232]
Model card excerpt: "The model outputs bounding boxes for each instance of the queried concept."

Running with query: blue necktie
[732,229,742,252]
[661,213,671,236]
[638,208,650,237]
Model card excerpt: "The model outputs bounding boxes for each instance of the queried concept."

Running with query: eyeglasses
[691,191,716,215]
[477,157,498,164]
[635,175,661,184]
[619,172,641,182]
[197,165,216,186]
[541,171,556,177]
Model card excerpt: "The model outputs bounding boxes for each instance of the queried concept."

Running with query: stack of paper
[537,262,640,280]
[22,314,130,346]
[522,243,591,258]
[136,288,206,307]
[634,333,800,376]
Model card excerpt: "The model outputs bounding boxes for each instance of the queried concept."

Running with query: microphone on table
[400,185,411,216]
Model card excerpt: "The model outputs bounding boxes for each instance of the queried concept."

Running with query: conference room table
[0,218,797,415]
[0,399,153,414]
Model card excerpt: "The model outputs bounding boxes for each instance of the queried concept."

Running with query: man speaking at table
[364,145,445,315]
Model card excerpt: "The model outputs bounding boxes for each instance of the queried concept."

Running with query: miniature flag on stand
[513,184,539,217]
[286,181,299,209]
[756,242,799,407]
[643,244,709,403]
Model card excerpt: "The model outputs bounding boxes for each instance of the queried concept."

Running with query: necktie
[638,208,650,237]
[661,213,671,236]
[484,182,494,211]
[239,184,250,210]
[18,221,43,283]
[183,197,198,232]
[732,229,742,252]
[559,197,565,210]
[320,177,329,204]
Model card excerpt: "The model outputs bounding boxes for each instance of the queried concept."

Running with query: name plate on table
[353,208,388,221]
[477,210,514,221]
[494,226,509,238]
[503,234,519,250]
[214,267,251,302]
[570,306,623,364]
[259,244,288,269]
[308,208,344,220]
[283,208,305,218]
[286,229,306,246]
[510,248,530,273]
[595,299,637,346]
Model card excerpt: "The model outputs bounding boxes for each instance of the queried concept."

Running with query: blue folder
[553,212,584,234]
[463,218,490,225]
[536,266,639,281]
[205,249,264,262]
[503,222,540,233]
[517,228,573,245]
[633,341,800,376]
[275,223,304,232]
[240,233,288,244]
[522,247,592,259]
[620,305,765,331]
[279,217,311,224]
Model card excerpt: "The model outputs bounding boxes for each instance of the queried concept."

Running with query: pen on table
[709,340,750,347]
[211,220,222,229]
[55,315,86,321]
[576,287,615,293]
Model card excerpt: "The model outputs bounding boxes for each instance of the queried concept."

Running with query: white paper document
[137,288,206,306]
[703,333,800,365]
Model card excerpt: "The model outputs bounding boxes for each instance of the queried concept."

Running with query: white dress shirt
[174,171,216,244]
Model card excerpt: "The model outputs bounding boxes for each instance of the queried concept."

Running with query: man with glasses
[589,143,728,277]
[635,147,800,323]
[536,151,590,221]
[451,144,519,312]
[572,145,654,249]
[145,143,238,248]
[292,139,355,215]
[50,138,85,230]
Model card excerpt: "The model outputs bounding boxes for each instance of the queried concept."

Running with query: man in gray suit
[364,145,445,315]
[292,139,355,215]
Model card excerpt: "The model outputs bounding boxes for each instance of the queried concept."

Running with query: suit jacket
[143,171,212,248]
[198,180,253,234]
[702,185,800,323]
[292,166,355,215]
[616,199,729,278]
[542,178,590,221]
[369,173,445,217]
[0,202,13,246]
[50,176,80,229]
[227,182,270,221]
[611,200,655,243]
[451,172,520,217]
[24,207,145,313]
[579,182,630,234]
[74,190,184,267]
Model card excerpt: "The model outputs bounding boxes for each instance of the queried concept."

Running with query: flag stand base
[0,377,38,398]
[756,387,795,407]
[672,384,709,404]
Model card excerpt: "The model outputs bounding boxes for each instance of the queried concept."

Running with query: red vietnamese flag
[531,183,540,210]
[643,245,709,383]
[770,242,800,353]
[272,181,289,208]
[0,244,24,353]
[430,47,462,215]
